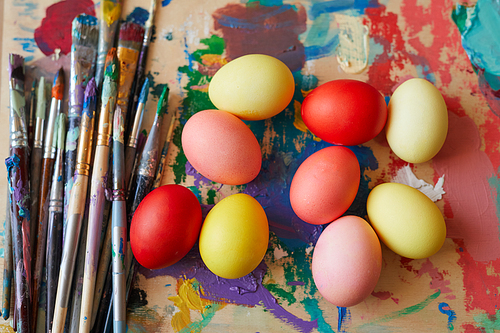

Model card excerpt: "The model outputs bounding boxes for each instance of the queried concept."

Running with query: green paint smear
[357,290,441,330]
[206,189,217,205]
[178,303,222,333]
[171,125,187,184]
[474,309,500,333]
[192,35,225,63]
[264,283,297,305]
[301,298,335,333]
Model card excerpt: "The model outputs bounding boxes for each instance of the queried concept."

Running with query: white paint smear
[334,14,369,74]
[274,246,288,260]
[392,165,445,202]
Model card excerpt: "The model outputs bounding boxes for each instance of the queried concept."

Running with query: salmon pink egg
[181,110,262,185]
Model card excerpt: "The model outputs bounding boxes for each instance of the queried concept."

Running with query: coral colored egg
[209,54,295,120]
[367,182,446,259]
[312,216,382,307]
[181,110,262,185]
[199,194,269,279]
[290,146,360,225]
[301,79,387,146]
[130,185,203,270]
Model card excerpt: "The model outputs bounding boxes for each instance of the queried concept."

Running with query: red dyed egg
[301,80,387,146]
[130,185,203,270]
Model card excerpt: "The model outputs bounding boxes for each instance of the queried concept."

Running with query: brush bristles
[72,14,99,48]
[8,53,24,80]
[119,22,145,45]
[156,85,170,116]
[104,48,119,81]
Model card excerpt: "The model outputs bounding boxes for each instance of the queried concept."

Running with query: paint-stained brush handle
[2,189,13,320]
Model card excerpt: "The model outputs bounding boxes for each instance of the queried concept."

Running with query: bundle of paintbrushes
[3,1,170,332]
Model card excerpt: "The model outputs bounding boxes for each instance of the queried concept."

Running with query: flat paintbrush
[6,53,31,333]
[29,77,47,263]
[46,113,66,333]
[51,77,97,333]
[125,86,169,302]
[116,21,145,119]
[79,49,119,333]
[126,0,157,138]
[124,78,149,190]
[95,0,122,88]
[32,67,64,331]
[65,14,99,229]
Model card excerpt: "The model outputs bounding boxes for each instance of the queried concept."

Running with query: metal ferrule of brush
[33,118,45,149]
[138,118,160,178]
[10,117,27,147]
[44,98,61,158]
[127,102,144,148]
[97,102,113,146]
[76,110,95,177]
[49,151,64,211]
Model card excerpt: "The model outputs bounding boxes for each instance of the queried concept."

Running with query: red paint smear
[455,239,500,315]
[399,257,452,294]
[212,3,307,72]
[34,0,96,56]
[371,290,391,300]
[433,112,500,262]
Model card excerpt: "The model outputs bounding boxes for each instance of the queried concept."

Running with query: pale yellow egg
[366,182,446,259]
[386,78,448,163]
[199,194,269,279]
[208,54,295,121]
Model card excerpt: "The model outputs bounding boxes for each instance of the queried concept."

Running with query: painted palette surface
[1,0,500,332]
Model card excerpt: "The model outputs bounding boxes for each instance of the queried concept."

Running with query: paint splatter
[337,306,351,332]
[34,0,96,55]
[438,302,456,331]
[126,7,150,26]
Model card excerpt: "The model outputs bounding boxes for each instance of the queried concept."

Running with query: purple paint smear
[140,250,319,333]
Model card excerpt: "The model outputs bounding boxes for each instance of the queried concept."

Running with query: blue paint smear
[337,306,351,332]
[126,7,150,26]
[304,35,339,60]
[161,0,172,6]
[13,37,37,53]
[309,0,376,19]
[438,302,456,331]
[214,5,294,30]
[453,0,500,88]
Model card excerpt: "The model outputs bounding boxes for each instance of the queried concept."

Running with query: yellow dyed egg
[199,193,269,279]
[208,54,295,121]
[386,78,448,163]
[366,183,446,259]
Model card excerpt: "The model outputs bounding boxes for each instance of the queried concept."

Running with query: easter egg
[301,79,387,146]
[130,185,203,270]
[208,54,295,120]
[386,78,448,163]
[181,110,262,185]
[199,193,269,279]
[312,216,382,307]
[290,146,360,225]
[367,182,446,259]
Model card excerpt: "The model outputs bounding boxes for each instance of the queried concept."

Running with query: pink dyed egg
[181,110,262,185]
[290,146,360,225]
[312,216,382,307]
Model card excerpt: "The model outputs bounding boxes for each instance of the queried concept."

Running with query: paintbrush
[124,78,149,190]
[65,13,99,228]
[125,86,169,302]
[116,21,145,119]
[29,77,47,264]
[51,77,97,333]
[27,79,37,153]
[2,189,13,320]
[32,67,64,332]
[95,0,122,88]
[111,107,127,333]
[126,0,157,138]
[6,53,31,333]
[152,111,177,189]
[46,113,66,333]
[79,49,119,333]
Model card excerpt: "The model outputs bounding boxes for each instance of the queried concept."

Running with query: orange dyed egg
[312,216,382,307]
[290,146,360,225]
[181,110,262,185]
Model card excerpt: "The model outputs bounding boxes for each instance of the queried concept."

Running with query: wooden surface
[2,0,500,332]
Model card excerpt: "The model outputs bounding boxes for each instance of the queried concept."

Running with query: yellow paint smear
[201,54,228,67]
[102,1,122,26]
[293,100,321,142]
[0,324,14,333]
[168,278,225,332]
[335,14,370,74]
